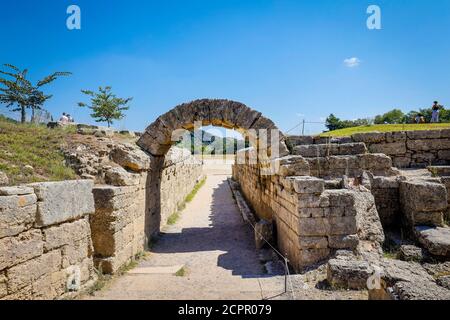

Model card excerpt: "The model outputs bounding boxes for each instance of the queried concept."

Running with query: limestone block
[399,245,425,262]
[6,250,62,293]
[352,132,385,144]
[297,248,330,267]
[276,156,310,176]
[61,236,92,268]
[415,226,450,258]
[110,143,151,172]
[327,258,371,289]
[392,280,450,300]
[104,167,141,186]
[358,153,393,171]
[0,186,34,196]
[369,142,406,155]
[328,235,359,249]
[407,139,450,151]
[0,193,37,238]
[400,180,447,226]
[0,272,7,298]
[298,236,328,249]
[437,150,450,161]
[407,130,441,140]
[31,180,95,227]
[43,218,91,251]
[386,131,406,143]
[286,176,324,194]
[0,230,43,270]
[285,135,313,147]
[324,189,355,207]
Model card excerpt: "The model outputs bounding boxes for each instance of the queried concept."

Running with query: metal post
[284,256,289,293]
[302,119,305,136]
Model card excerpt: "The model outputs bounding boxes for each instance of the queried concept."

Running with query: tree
[0,64,71,123]
[374,109,405,124]
[78,86,132,128]
[325,114,343,131]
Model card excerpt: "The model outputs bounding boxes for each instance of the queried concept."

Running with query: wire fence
[228,178,298,300]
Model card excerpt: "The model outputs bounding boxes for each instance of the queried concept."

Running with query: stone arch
[137,99,289,157]
[137,99,289,238]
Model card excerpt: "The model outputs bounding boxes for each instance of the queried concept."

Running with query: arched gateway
[137,98,289,158]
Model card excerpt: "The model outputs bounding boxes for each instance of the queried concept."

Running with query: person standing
[431,101,443,123]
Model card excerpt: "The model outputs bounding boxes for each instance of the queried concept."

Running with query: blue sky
[1,0,449,135]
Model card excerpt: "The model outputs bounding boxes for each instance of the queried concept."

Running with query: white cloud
[344,57,361,68]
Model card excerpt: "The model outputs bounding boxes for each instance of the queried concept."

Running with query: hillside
[0,116,76,185]
[175,130,246,154]
[320,123,450,137]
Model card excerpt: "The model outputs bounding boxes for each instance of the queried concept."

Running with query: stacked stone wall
[90,147,203,274]
[287,129,450,168]
[233,150,384,271]
[0,181,96,300]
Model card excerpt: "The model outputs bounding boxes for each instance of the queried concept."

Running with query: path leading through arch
[90,171,285,300]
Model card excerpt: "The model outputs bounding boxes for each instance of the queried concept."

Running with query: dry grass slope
[0,116,76,185]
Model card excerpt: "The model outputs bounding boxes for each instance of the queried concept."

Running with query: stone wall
[0,181,96,300]
[287,129,450,168]
[232,149,384,272]
[160,147,204,224]
[90,146,203,274]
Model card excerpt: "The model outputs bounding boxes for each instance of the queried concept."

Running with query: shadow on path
[151,178,266,278]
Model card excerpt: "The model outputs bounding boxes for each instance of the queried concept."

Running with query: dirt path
[88,173,367,300]
[90,174,286,300]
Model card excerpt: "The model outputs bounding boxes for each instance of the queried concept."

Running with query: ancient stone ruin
[1,99,450,300]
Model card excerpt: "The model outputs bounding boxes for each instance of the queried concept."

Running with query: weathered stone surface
[386,131,406,143]
[293,143,367,158]
[43,218,91,251]
[0,193,37,238]
[407,130,441,140]
[104,167,140,186]
[415,226,450,258]
[328,235,359,249]
[369,142,406,155]
[0,171,8,186]
[276,156,310,176]
[437,275,450,289]
[428,165,450,177]
[31,180,95,227]
[327,257,371,289]
[400,180,447,226]
[110,143,151,172]
[423,261,450,278]
[0,230,43,270]
[0,271,7,298]
[391,280,450,300]
[352,191,385,244]
[287,176,325,194]
[254,220,272,249]
[0,186,34,196]
[298,236,328,249]
[352,132,385,144]
[6,250,62,293]
[286,135,313,147]
[399,245,425,262]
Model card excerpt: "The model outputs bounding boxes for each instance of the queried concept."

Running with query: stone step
[292,143,367,158]
[428,166,450,177]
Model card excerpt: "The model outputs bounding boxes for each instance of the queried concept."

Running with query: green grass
[320,123,450,137]
[0,118,76,185]
[167,177,207,225]
[175,266,188,277]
